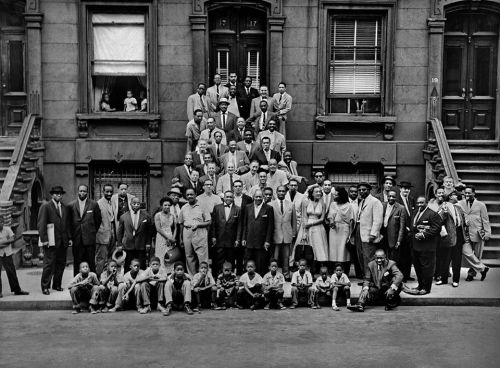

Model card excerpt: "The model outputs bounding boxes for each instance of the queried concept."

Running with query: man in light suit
[116,197,152,270]
[172,154,195,193]
[38,186,72,295]
[241,189,274,276]
[271,186,297,278]
[211,191,242,275]
[213,98,237,135]
[216,162,240,197]
[206,73,229,113]
[95,184,115,276]
[227,84,244,117]
[210,131,229,160]
[256,120,286,154]
[239,76,260,119]
[381,190,407,264]
[111,183,134,238]
[237,130,259,161]
[249,85,276,117]
[353,182,384,277]
[219,140,250,175]
[285,179,304,230]
[240,160,261,194]
[246,100,277,136]
[459,185,491,281]
[200,117,227,146]
[347,185,363,279]
[187,83,210,120]
[272,82,293,137]
[279,151,306,184]
[404,195,442,295]
[68,184,102,275]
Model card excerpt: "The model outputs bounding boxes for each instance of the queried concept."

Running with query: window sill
[76,112,160,138]
[315,115,396,140]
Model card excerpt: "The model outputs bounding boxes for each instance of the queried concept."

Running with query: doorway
[208,5,266,88]
[442,11,498,140]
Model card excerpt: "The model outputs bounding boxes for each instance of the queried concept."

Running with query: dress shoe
[42,289,50,295]
[14,290,29,296]
[184,303,194,315]
[435,280,443,285]
[52,287,64,292]
[480,267,489,281]
[163,304,172,316]
[347,304,364,312]
[452,282,459,288]
[278,303,286,310]
[465,275,474,282]
[416,289,428,295]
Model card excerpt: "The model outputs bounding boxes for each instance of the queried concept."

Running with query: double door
[442,12,498,140]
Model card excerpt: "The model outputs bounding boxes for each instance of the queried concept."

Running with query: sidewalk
[1,265,499,310]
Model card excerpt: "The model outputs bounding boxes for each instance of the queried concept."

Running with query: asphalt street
[1,307,499,368]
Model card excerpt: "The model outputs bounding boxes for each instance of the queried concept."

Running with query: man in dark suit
[190,139,216,168]
[232,179,253,275]
[228,117,247,143]
[241,189,274,275]
[253,136,281,171]
[396,181,416,281]
[38,186,72,295]
[185,169,204,196]
[375,176,396,203]
[239,76,260,119]
[348,249,404,312]
[211,191,242,276]
[224,71,244,92]
[381,190,407,264]
[213,98,237,135]
[68,184,102,275]
[246,100,277,137]
[116,197,153,270]
[236,129,259,161]
[404,195,442,295]
[209,131,229,161]
[173,154,195,191]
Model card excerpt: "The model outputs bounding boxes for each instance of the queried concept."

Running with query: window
[90,13,147,112]
[8,40,24,92]
[328,17,382,114]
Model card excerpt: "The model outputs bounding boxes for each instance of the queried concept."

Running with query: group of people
[0,73,492,315]
[99,89,147,112]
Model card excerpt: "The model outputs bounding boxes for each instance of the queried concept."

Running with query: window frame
[78,1,158,114]
[317,0,396,117]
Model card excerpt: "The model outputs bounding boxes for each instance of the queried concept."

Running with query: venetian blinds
[329,18,381,95]
[247,51,260,89]
[92,14,146,75]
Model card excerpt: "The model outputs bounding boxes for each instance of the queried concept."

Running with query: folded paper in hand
[47,223,56,247]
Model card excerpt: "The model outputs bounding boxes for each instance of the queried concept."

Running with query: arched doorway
[442,9,499,140]
[208,4,267,88]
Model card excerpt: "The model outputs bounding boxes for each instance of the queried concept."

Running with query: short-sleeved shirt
[0,226,15,257]
[217,273,238,289]
[262,271,285,289]
[267,169,289,196]
[197,193,222,214]
[331,273,351,286]
[291,270,313,286]
[191,271,216,288]
[100,270,125,287]
[178,201,211,228]
[185,119,207,140]
[142,267,167,283]
[239,272,263,288]
[123,270,144,286]
[124,97,137,111]
[314,275,332,289]
[68,272,100,289]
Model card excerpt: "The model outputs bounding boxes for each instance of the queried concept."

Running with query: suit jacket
[272,92,293,117]
[236,140,259,161]
[210,143,229,159]
[186,180,204,196]
[172,165,194,189]
[356,194,384,243]
[117,210,153,251]
[458,199,491,242]
[68,198,102,247]
[250,96,276,116]
[270,199,297,244]
[219,151,250,174]
[363,259,403,289]
[375,191,390,203]
[211,203,242,248]
[199,173,219,192]
[239,86,260,118]
[256,130,286,153]
[187,93,210,120]
[216,173,241,196]
[238,193,254,208]
[212,111,237,134]
[190,150,216,168]
[411,207,442,252]
[37,200,70,248]
[206,84,229,112]
[396,193,416,226]
[200,127,227,146]
[454,204,471,244]
[110,193,134,232]
[228,127,246,143]
[253,148,281,167]
[242,203,274,249]
[382,202,406,248]
[96,197,115,244]
[285,191,304,230]
[246,111,277,136]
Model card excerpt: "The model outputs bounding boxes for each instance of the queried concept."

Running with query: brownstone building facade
[1,0,499,263]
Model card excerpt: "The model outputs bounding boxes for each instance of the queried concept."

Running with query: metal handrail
[429,117,459,182]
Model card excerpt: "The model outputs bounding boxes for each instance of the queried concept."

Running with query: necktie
[414,209,422,227]
[402,195,410,216]
[133,211,139,229]
[280,200,284,214]
[230,174,234,190]
[261,113,266,130]
[454,206,460,227]
[279,94,282,104]
[58,203,62,217]
[239,128,243,138]
[217,145,220,156]
[222,113,226,129]
[216,85,220,100]
[357,199,365,222]
[200,95,206,112]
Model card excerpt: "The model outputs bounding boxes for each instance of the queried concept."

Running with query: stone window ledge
[76,112,161,139]
[315,115,396,140]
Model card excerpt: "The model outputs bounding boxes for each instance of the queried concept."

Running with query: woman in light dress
[293,186,329,272]
[154,197,177,275]
[327,187,355,268]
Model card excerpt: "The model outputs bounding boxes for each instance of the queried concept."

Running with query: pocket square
[262,215,268,218]
[87,210,93,213]
[142,219,147,223]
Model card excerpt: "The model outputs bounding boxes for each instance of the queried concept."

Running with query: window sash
[247,50,260,89]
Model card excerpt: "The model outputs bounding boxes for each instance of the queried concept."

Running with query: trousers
[72,244,96,276]
[183,228,208,276]
[69,284,99,307]
[41,246,67,291]
[412,250,436,292]
[0,254,21,294]
[139,281,166,307]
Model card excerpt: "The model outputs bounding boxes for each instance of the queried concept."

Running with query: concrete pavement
[1,265,499,310]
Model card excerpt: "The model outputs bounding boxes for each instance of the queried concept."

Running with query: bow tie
[225,205,231,208]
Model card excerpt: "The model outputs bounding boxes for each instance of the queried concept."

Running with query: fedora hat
[112,248,127,267]
[167,187,183,197]
[218,97,229,105]
[49,186,66,194]
[357,182,372,190]
[382,176,396,186]
[398,181,413,188]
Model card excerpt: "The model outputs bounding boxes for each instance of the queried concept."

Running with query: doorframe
[428,0,500,143]
[189,0,285,91]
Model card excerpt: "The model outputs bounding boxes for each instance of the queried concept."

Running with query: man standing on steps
[38,186,72,295]
[396,181,416,282]
[459,185,491,281]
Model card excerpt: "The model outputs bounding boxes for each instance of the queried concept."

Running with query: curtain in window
[93,76,116,112]
[329,19,381,95]
[92,14,146,75]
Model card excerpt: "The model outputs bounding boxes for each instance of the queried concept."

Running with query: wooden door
[209,6,266,88]
[442,12,498,140]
